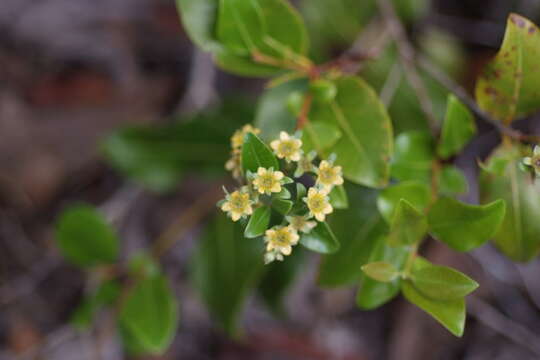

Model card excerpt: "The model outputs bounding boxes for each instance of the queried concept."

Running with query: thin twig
[377,0,439,136]
[468,296,540,356]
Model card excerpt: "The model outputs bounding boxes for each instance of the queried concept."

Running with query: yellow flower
[264,226,299,261]
[231,124,260,149]
[523,145,540,176]
[270,131,303,162]
[286,214,316,234]
[304,187,333,222]
[252,167,284,195]
[316,160,344,190]
[221,190,253,221]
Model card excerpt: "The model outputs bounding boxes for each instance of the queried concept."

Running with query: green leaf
[402,280,465,337]
[71,280,121,329]
[427,196,506,252]
[437,94,476,159]
[318,186,387,286]
[272,198,293,215]
[309,79,337,103]
[241,132,279,173]
[391,130,434,183]
[328,185,348,209]
[377,181,430,223]
[309,76,393,188]
[361,261,399,282]
[192,213,264,335]
[244,206,271,238]
[356,238,408,309]
[102,101,253,192]
[176,0,220,51]
[300,222,339,254]
[439,165,468,195]
[388,199,427,247]
[411,264,478,301]
[480,145,540,261]
[257,248,304,316]
[255,79,308,141]
[55,204,119,267]
[119,271,179,354]
[302,122,342,154]
[215,0,308,76]
[475,14,540,123]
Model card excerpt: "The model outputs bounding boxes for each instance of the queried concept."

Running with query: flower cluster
[221,125,344,264]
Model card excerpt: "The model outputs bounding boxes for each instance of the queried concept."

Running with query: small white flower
[264,226,300,261]
[304,187,333,222]
[230,124,260,149]
[286,214,317,234]
[221,190,253,221]
[252,167,285,195]
[316,160,344,191]
[270,131,303,162]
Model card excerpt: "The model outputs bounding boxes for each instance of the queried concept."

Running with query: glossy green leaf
[119,272,179,354]
[71,280,121,329]
[176,0,220,51]
[302,122,342,155]
[272,198,293,215]
[319,186,387,286]
[377,181,430,223]
[328,185,348,209]
[192,213,264,335]
[402,280,465,337]
[439,165,468,195]
[356,238,408,309]
[475,14,540,123]
[388,199,427,247]
[55,204,119,267]
[480,145,540,261]
[102,101,253,192]
[309,76,393,188]
[361,261,399,282]
[215,0,308,76]
[437,94,476,159]
[241,132,279,173]
[428,196,506,252]
[391,130,434,183]
[300,222,339,254]
[258,248,304,316]
[411,264,478,300]
[244,206,271,238]
[255,79,308,141]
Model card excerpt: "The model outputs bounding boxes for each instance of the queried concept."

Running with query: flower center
[262,175,275,188]
[309,195,324,211]
[274,231,290,245]
[278,141,295,156]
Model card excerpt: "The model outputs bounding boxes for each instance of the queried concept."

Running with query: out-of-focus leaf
[215,0,308,76]
[388,199,427,247]
[272,198,293,215]
[55,204,119,267]
[391,130,434,183]
[439,165,468,195]
[242,132,279,173]
[258,248,304,316]
[319,185,387,286]
[300,222,339,254]
[255,79,308,141]
[411,264,478,300]
[119,267,179,355]
[309,76,393,188]
[245,206,271,238]
[427,196,506,252]
[192,213,264,335]
[71,280,121,329]
[377,181,430,223]
[328,185,348,209]
[176,0,220,51]
[102,101,253,192]
[480,145,540,261]
[302,122,342,154]
[361,261,400,282]
[475,14,540,123]
[437,95,476,159]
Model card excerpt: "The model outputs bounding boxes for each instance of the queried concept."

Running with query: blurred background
[2,0,540,359]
